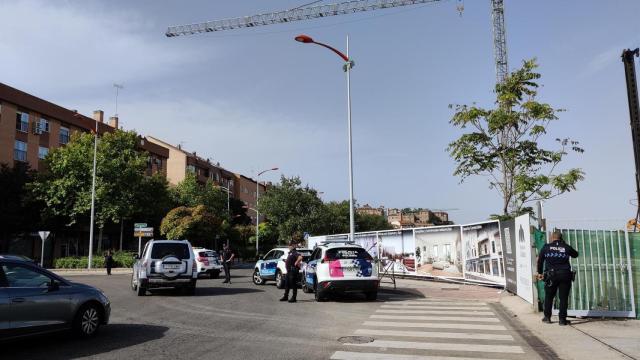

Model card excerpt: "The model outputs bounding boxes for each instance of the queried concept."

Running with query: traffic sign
[38,231,50,241]
[134,223,148,229]
[134,227,153,237]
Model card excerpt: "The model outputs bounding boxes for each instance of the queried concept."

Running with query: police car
[252,247,312,288]
[303,242,379,301]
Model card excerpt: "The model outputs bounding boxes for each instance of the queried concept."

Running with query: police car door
[304,248,321,287]
[259,250,278,279]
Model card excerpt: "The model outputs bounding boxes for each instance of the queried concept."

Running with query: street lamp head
[271,167,279,171]
[295,34,314,43]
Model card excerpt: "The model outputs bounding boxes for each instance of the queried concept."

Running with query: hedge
[54,251,136,269]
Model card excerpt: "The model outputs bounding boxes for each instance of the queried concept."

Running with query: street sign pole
[38,231,50,267]
[133,224,152,255]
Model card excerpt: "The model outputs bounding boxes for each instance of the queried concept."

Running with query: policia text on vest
[536,232,579,326]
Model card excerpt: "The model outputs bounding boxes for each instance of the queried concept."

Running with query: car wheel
[136,283,146,296]
[314,281,326,302]
[73,303,101,337]
[252,269,264,285]
[365,291,378,301]
[210,270,220,279]
[275,271,285,289]
[131,273,137,291]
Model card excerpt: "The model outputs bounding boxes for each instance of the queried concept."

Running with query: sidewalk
[382,277,640,360]
[52,268,133,276]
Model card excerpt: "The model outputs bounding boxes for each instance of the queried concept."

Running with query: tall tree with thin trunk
[447,59,585,218]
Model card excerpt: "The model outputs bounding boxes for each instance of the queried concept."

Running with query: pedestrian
[104,250,114,276]
[221,243,235,284]
[280,240,303,303]
[536,231,579,326]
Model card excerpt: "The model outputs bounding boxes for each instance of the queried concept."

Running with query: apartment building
[356,204,385,217]
[0,82,168,173]
[147,136,266,223]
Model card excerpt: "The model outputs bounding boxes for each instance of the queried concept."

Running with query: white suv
[252,247,312,289]
[131,240,198,296]
[303,243,378,301]
[193,247,223,279]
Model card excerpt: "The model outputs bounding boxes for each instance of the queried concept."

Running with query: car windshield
[151,243,190,260]
[325,248,372,260]
[205,251,217,258]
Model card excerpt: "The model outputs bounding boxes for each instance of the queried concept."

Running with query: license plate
[164,264,180,270]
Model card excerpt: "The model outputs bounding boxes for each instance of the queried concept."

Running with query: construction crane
[622,48,640,230]
[165,0,509,84]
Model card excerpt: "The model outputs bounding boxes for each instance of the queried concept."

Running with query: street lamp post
[295,34,356,242]
[256,167,278,256]
[88,117,99,269]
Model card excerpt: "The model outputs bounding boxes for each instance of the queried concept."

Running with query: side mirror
[48,280,60,292]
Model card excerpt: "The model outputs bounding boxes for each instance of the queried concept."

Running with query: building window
[14,140,27,162]
[38,146,49,160]
[59,127,70,144]
[155,158,163,169]
[37,118,49,133]
[16,111,29,132]
[186,165,196,173]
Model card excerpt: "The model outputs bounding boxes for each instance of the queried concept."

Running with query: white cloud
[0,0,206,91]
[582,45,623,77]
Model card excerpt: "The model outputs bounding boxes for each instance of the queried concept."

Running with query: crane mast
[166,0,508,84]
[490,0,508,83]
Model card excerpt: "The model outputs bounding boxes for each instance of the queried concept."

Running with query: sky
[1,0,639,228]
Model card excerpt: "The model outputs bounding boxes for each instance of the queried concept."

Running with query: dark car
[0,256,111,340]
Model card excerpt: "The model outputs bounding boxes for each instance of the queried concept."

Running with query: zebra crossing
[330,296,541,360]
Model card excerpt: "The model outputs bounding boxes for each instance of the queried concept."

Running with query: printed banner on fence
[379,229,416,274]
[462,221,505,285]
[500,219,518,294]
[515,214,534,304]
[415,225,463,278]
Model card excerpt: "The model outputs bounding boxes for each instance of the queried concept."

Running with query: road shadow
[147,286,264,297]
[2,323,168,360]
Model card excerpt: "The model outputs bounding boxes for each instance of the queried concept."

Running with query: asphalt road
[4,268,549,360]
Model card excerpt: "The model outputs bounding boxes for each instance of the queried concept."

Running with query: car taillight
[197,256,209,265]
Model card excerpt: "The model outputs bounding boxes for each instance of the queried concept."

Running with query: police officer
[280,240,303,303]
[536,231,579,325]
[221,243,235,284]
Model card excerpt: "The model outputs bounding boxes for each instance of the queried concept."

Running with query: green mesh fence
[629,232,640,319]
[557,229,635,317]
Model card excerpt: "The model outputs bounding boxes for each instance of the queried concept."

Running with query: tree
[170,173,227,218]
[357,213,393,232]
[30,130,151,226]
[322,200,392,234]
[0,164,40,252]
[447,59,584,217]
[257,176,326,240]
[160,205,222,247]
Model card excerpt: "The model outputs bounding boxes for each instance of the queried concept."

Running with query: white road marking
[347,340,524,354]
[331,351,504,360]
[376,309,495,316]
[371,315,500,323]
[354,328,514,341]
[362,321,507,331]
[388,301,488,306]
[380,305,491,311]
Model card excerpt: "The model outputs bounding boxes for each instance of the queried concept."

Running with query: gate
[553,229,636,318]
